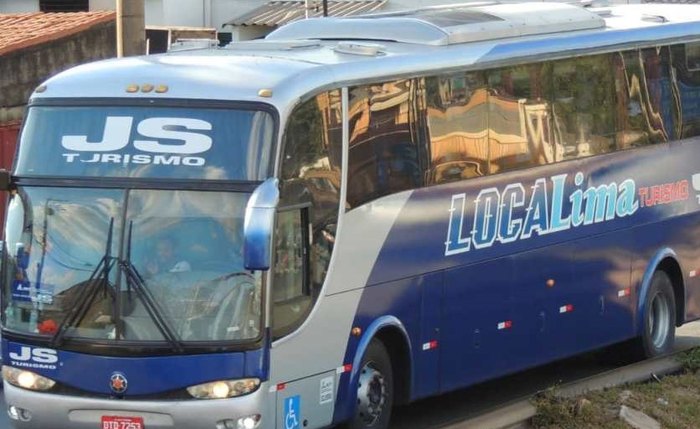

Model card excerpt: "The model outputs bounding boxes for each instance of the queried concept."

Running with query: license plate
[101,416,144,429]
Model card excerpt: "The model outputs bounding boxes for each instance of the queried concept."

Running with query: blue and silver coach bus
[2,2,700,428]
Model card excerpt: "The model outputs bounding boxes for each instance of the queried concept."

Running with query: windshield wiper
[120,221,184,353]
[51,218,116,347]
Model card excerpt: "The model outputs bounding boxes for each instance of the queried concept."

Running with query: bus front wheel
[638,271,676,358]
[346,339,394,429]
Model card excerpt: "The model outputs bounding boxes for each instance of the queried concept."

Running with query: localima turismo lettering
[444,172,639,256]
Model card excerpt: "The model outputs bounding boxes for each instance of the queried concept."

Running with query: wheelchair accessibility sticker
[284,395,301,429]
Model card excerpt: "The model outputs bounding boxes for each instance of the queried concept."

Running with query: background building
[3,0,660,45]
[0,10,116,221]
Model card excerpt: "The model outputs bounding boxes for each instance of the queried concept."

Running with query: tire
[636,271,676,359]
[345,340,394,429]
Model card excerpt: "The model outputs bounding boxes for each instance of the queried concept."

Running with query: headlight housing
[186,378,260,399]
[2,366,56,391]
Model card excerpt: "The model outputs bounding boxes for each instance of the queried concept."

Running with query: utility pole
[116,0,145,57]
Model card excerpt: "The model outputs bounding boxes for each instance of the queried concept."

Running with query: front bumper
[3,381,272,429]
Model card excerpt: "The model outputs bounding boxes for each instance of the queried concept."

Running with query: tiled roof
[0,11,115,56]
[227,0,386,27]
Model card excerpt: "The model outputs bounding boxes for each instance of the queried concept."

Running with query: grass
[531,348,700,429]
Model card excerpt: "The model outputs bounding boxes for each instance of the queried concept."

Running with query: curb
[439,354,684,429]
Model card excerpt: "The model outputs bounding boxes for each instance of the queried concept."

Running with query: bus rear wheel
[637,271,676,358]
[346,339,394,429]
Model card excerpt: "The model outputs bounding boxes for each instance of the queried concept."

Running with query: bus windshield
[2,187,262,346]
[15,105,275,180]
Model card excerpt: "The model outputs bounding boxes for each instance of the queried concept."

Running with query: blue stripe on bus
[334,137,700,423]
[2,339,267,396]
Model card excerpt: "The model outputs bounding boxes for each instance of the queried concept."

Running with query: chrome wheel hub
[356,362,386,426]
[649,292,671,350]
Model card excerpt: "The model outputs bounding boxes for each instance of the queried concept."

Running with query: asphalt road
[0,321,698,429]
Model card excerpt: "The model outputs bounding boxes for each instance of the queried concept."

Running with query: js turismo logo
[8,345,59,370]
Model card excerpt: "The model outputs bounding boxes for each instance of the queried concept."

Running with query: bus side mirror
[243,178,279,271]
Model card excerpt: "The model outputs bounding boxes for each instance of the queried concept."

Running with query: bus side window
[614,49,672,148]
[347,80,424,208]
[273,92,342,339]
[271,208,311,338]
[670,43,700,139]
[551,54,616,159]
[487,63,554,173]
[425,73,489,184]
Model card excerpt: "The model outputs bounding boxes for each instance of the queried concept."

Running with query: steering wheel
[210,273,257,340]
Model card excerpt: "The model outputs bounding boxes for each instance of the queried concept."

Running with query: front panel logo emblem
[110,372,128,394]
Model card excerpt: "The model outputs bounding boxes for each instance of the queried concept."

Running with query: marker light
[186,378,260,399]
[8,405,32,422]
[2,366,55,391]
[237,414,261,429]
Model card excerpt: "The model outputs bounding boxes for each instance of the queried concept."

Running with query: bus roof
[32,2,700,109]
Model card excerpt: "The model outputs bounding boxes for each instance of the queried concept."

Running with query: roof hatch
[266,2,606,46]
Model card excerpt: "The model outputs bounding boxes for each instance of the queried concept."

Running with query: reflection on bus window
[615,49,671,147]
[274,91,342,339]
[552,55,616,159]
[272,209,309,337]
[686,42,700,71]
[426,73,488,184]
[672,43,700,138]
[488,63,554,173]
[347,80,424,207]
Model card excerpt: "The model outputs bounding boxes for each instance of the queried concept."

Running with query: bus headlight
[186,378,260,399]
[2,366,56,391]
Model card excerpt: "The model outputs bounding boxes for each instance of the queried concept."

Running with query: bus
[2,2,700,428]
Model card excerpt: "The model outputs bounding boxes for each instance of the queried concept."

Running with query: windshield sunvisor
[15,104,274,181]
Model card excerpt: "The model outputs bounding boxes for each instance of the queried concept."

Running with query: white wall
[162,0,203,26]
[145,0,165,26]
[1,0,39,13]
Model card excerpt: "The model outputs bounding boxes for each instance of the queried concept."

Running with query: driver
[145,236,191,276]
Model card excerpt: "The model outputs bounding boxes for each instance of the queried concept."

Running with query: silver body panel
[10,3,700,428]
[31,4,700,115]
[3,381,274,429]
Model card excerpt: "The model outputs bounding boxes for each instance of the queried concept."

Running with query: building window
[40,0,89,12]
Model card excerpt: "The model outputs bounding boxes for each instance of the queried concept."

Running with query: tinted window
[426,73,489,184]
[487,63,554,173]
[551,54,616,159]
[671,43,700,138]
[614,49,671,147]
[347,80,424,207]
[16,106,275,181]
[273,91,342,339]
